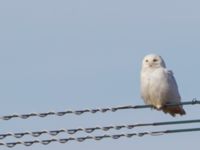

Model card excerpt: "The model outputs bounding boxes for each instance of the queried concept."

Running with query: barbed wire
[0,99,199,121]
[1,127,200,148]
[0,118,200,140]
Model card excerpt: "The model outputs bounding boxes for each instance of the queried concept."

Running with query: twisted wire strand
[0,119,200,140]
[0,99,199,121]
[1,127,200,148]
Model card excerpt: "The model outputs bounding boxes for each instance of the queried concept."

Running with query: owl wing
[162,69,185,116]
[165,69,181,102]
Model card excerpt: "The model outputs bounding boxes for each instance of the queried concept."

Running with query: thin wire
[0,118,200,139]
[1,127,200,148]
[0,99,199,121]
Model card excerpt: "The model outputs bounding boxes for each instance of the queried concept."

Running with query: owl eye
[153,59,158,62]
[145,59,148,62]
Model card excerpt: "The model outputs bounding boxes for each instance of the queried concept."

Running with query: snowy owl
[140,54,186,116]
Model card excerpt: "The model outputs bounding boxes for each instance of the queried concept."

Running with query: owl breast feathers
[140,54,185,116]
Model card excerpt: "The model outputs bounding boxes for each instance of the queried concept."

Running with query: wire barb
[0,118,200,140]
[1,127,200,148]
[0,99,199,121]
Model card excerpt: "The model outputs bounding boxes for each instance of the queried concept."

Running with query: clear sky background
[0,0,200,149]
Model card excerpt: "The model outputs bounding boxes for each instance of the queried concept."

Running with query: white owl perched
[140,54,186,116]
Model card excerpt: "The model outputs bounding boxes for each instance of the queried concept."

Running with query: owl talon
[156,105,163,110]
[150,105,158,110]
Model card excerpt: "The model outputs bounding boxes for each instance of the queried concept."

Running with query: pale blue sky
[0,0,200,149]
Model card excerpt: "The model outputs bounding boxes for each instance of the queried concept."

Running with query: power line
[1,127,200,148]
[1,99,199,121]
[0,118,200,139]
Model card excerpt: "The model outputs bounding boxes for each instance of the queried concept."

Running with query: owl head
[142,54,166,69]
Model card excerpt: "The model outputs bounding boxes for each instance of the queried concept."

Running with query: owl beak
[149,64,153,67]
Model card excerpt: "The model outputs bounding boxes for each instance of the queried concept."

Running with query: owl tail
[162,106,186,117]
